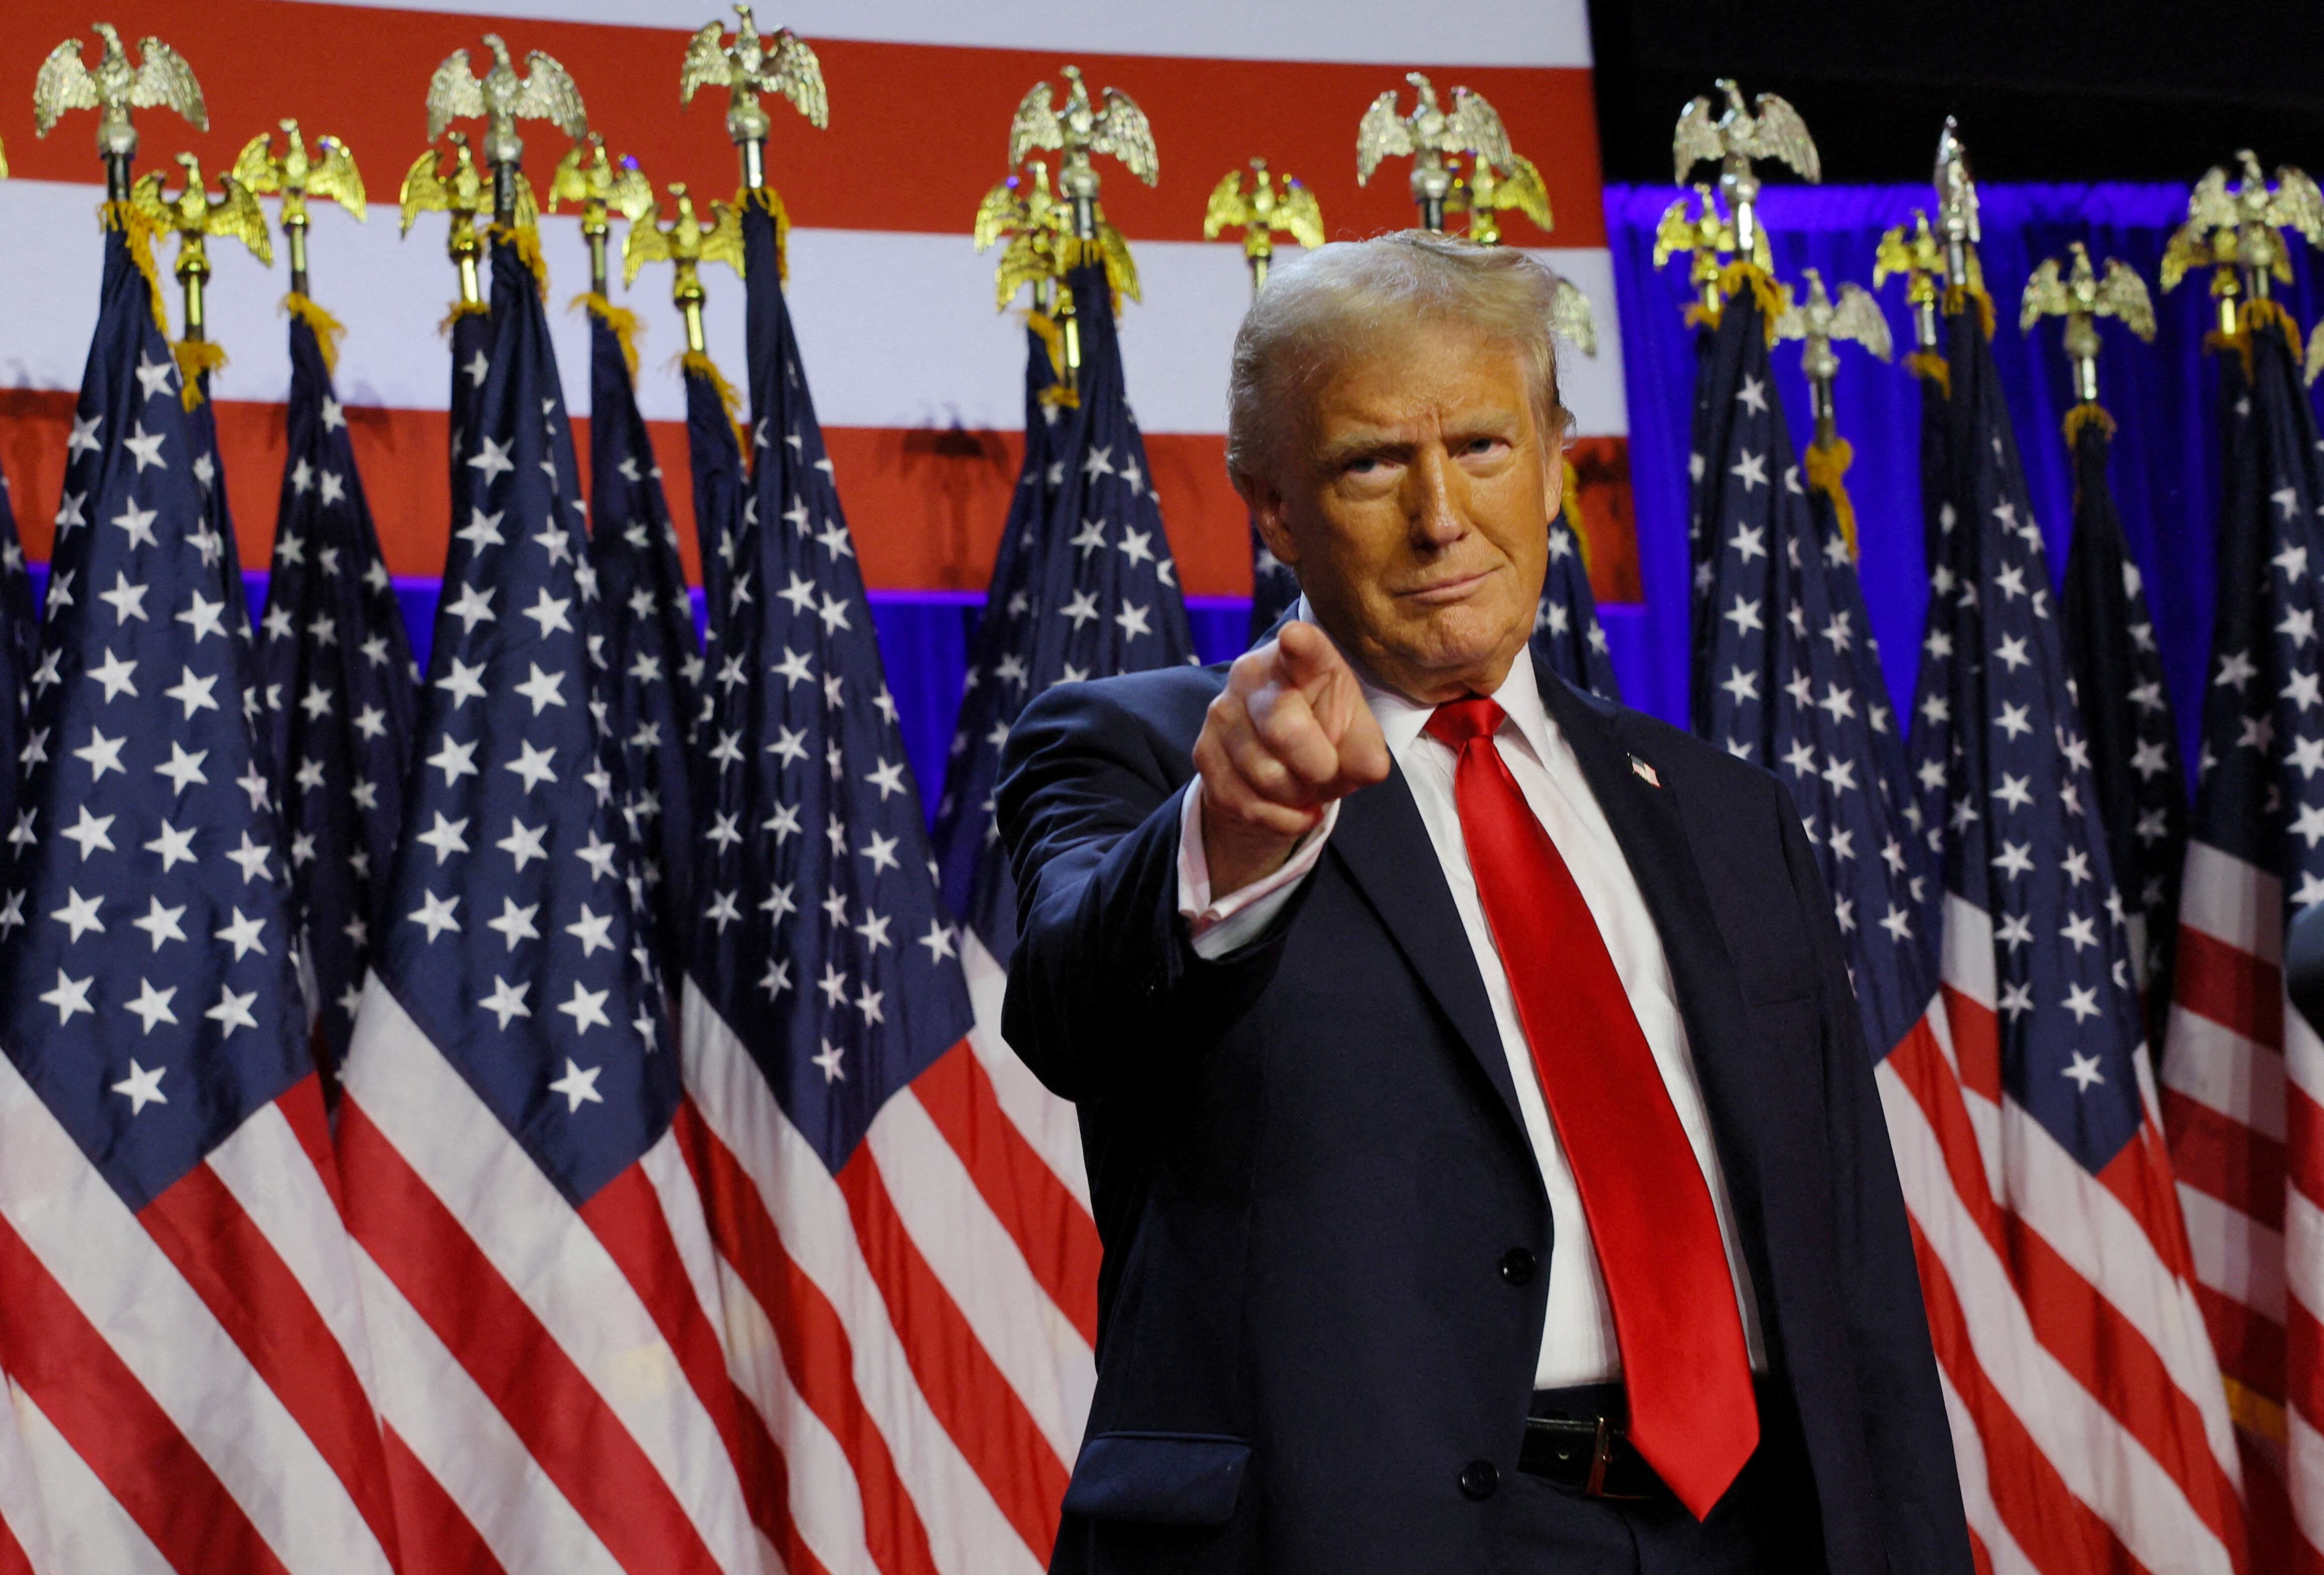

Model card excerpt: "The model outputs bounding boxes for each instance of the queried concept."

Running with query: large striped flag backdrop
[0,211,398,1573]
[2159,298,2324,1570]
[1904,288,2243,1571]
[0,0,1627,622]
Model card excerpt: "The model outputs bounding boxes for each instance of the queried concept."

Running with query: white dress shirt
[1175,618,1766,1389]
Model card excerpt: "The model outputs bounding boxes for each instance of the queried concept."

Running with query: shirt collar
[1291,595,1557,767]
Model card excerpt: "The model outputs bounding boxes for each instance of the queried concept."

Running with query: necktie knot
[1425,696,1507,750]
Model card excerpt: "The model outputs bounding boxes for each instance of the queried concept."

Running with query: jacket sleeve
[996,679,1301,1104]
[1776,795,1976,1575]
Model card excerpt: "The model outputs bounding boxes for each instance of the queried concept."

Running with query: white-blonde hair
[1224,230,1571,483]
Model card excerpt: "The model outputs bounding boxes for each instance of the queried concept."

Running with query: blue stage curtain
[1606,181,2324,770]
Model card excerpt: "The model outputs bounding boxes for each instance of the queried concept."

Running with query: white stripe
[2160,1002,2287,1141]
[1933,1366,2039,1575]
[2179,841,2283,965]
[2291,1404,2324,1559]
[349,1242,624,1575]
[1941,891,1997,1009]
[2178,1179,2286,1323]
[709,1253,884,1575]
[204,1101,383,1402]
[7,1385,164,1575]
[0,184,1628,439]
[636,1121,739,1374]
[868,1086,1096,1462]
[680,983,1045,1575]
[0,1054,391,1575]
[1993,1096,2243,1479]
[1876,1056,2238,1574]
[339,979,762,1575]
[0,1383,61,1575]
[295,0,1597,67]
[961,931,1091,1213]
[2287,998,2324,1114]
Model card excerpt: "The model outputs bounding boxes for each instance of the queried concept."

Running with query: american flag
[1902,297,2244,1572]
[1534,483,1620,700]
[678,204,1095,1573]
[1249,520,1299,642]
[2159,305,2324,1568]
[2058,406,2184,1041]
[255,300,417,1082]
[934,264,1194,956]
[337,241,765,1572]
[182,363,256,668]
[684,355,745,670]
[0,456,33,837]
[585,301,700,987]
[0,220,398,1570]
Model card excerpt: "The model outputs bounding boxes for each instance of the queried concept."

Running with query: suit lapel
[1534,656,1785,1325]
[1329,767,1527,1136]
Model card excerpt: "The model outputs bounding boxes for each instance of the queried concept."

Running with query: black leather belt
[1516,1401,1667,1501]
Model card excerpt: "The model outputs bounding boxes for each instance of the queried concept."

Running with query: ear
[1536,423,1568,524]
[1235,463,1301,571]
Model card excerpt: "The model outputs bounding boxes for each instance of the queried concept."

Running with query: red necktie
[1425,697,1757,1519]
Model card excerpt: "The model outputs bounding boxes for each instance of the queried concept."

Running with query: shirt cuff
[1176,781,1339,961]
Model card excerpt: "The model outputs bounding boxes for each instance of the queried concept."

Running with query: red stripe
[380,1422,509,1575]
[1941,983,2005,1105]
[684,1115,943,1575]
[0,0,1606,244]
[337,1097,727,1575]
[909,1041,1101,1347]
[2288,1075,2324,1203]
[0,1502,34,1575]
[0,390,1640,609]
[2191,1278,2285,1402]
[2162,1087,2287,1228]
[2239,1432,2295,1575]
[668,1104,837,1575]
[137,1145,401,1560]
[1889,1017,2249,1560]
[278,1072,348,1220]
[0,1211,292,1575]
[2287,1282,2324,1441]
[1965,1525,1994,1575]
[576,1142,805,1565]
[2174,926,2285,1051]
[1905,1209,2148,1575]
[837,1142,1073,1556]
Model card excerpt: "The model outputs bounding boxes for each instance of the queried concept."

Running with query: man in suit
[998,231,1970,1575]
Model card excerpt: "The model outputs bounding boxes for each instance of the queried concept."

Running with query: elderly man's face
[1245,322,1559,704]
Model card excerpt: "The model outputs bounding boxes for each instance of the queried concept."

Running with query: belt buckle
[1582,1416,1654,1502]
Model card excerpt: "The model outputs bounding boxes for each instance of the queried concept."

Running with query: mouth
[1395,567,1496,606]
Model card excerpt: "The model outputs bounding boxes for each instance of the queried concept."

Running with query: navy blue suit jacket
[997,648,1971,1575]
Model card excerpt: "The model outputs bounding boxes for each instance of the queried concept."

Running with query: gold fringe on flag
[1942,281,1997,342]
[1904,349,1951,398]
[171,338,228,410]
[490,221,548,295]
[1560,457,1594,576]
[574,292,643,379]
[100,200,171,339]
[1804,435,1859,558]
[1023,305,1079,409]
[283,292,347,375]
[1710,261,1792,345]
[2207,295,2304,380]
[679,348,749,452]
[438,297,491,336]
[739,187,792,282]
[2060,400,2116,447]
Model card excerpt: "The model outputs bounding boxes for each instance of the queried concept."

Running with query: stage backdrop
[0,0,1632,618]
[1606,179,2308,769]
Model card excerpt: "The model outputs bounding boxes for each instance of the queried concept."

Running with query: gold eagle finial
[1356,72,1513,231]
[426,33,587,212]
[2162,149,2324,348]
[680,5,827,193]
[1010,65,1158,234]
[234,119,365,294]
[1671,78,1817,264]
[2022,242,2152,405]
[127,151,271,376]
[1450,145,1553,247]
[1203,159,1324,292]
[975,159,1139,312]
[550,133,654,293]
[35,24,206,193]
[625,180,745,353]
[400,131,520,306]
[1775,267,1893,379]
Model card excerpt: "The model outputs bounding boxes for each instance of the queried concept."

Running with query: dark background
[1588,1,2324,183]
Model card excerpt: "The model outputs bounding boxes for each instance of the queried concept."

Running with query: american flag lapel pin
[1629,754,1661,788]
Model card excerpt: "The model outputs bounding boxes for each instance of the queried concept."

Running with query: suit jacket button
[1459,1460,1499,1500]
[1499,1247,1536,1286]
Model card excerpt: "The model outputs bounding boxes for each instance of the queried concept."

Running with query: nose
[1403,444,1468,552]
